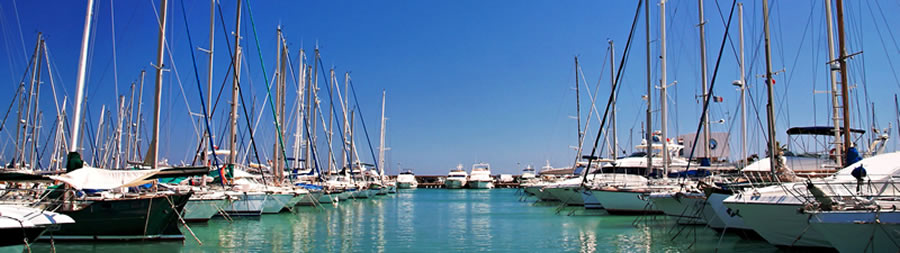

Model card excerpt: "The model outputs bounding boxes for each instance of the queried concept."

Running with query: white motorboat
[520,165,537,182]
[468,163,494,189]
[445,165,468,189]
[397,170,418,189]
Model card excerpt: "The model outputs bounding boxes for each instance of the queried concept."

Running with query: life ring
[828,148,837,160]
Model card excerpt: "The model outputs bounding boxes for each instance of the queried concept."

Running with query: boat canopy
[50,166,162,190]
[786,126,865,136]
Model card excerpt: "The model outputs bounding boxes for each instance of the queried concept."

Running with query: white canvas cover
[49,166,162,190]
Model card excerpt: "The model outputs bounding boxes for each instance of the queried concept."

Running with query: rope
[580,0,643,186]
[683,0,737,172]
[347,79,379,173]
[177,0,220,171]
[164,194,202,245]
[244,0,290,181]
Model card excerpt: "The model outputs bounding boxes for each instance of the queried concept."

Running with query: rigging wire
[581,0,643,186]
[683,0,737,171]
[178,0,221,171]
[244,0,291,175]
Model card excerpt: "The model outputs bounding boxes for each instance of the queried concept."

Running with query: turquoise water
[28,189,778,252]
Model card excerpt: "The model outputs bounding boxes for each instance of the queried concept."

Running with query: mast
[310,49,320,173]
[69,0,95,157]
[737,3,747,167]
[272,27,283,184]
[834,0,852,162]
[660,0,669,174]
[204,0,215,167]
[609,40,617,161]
[824,0,841,164]
[697,0,712,161]
[144,0,168,169]
[131,70,146,161]
[327,69,335,173]
[349,110,356,178]
[293,49,305,171]
[229,0,243,166]
[644,0,653,173]
[341,72,349,171]
[762,0,779,175]
[378,90,387,176]
[575,56,581,146]
[23,34,43,169]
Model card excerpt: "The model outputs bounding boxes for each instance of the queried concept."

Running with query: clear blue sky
[1,0,899,175]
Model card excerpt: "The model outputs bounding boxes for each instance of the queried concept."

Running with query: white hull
[809,211,900,253]
[262,193,294,214]
[545,187,583,206]
[183,198,227,221]
[287,193,305,207]
[581,189,603,209]
[524,186,559,201]
[351,189,370,199]
[318,192,337,204]
[223,193,265,216]
[704,192,748,231]
[337,191,352,200]
[649,193,706,225]
[721,202,831,248]
[295,191,323,206]
[468,180,494,189]
[397,182,418,189]
[590,189,660,214]
[445,179,467,189]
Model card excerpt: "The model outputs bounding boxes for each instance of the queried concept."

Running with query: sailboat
[29,0,206,241]
[0,205,73,249]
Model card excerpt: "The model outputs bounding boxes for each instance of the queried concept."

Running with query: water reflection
[29,189,778,252]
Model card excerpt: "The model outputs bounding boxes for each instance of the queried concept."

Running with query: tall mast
[293,49,305,170]
[609,40,617,161]
[327,69,335,173]
[228,0,243,166]
[272,27,283,184]
[697,0,712,161]
[310,49,320,173]
[737,3,747,167]
[644,0,653,173]
[131,70,146,161]
[204,0,215,167]
[660,0,669,174]
[21,33,43,168]
[378,90,387,176]
[349,110,356,177]
[575,56,581,146]
[834,0,852,161]
[278,35,287,182]
[762,0,779,175]
[69,0,95,156]
[341,72,349,171]
[824,0,842,165]
[145,0,168,169]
